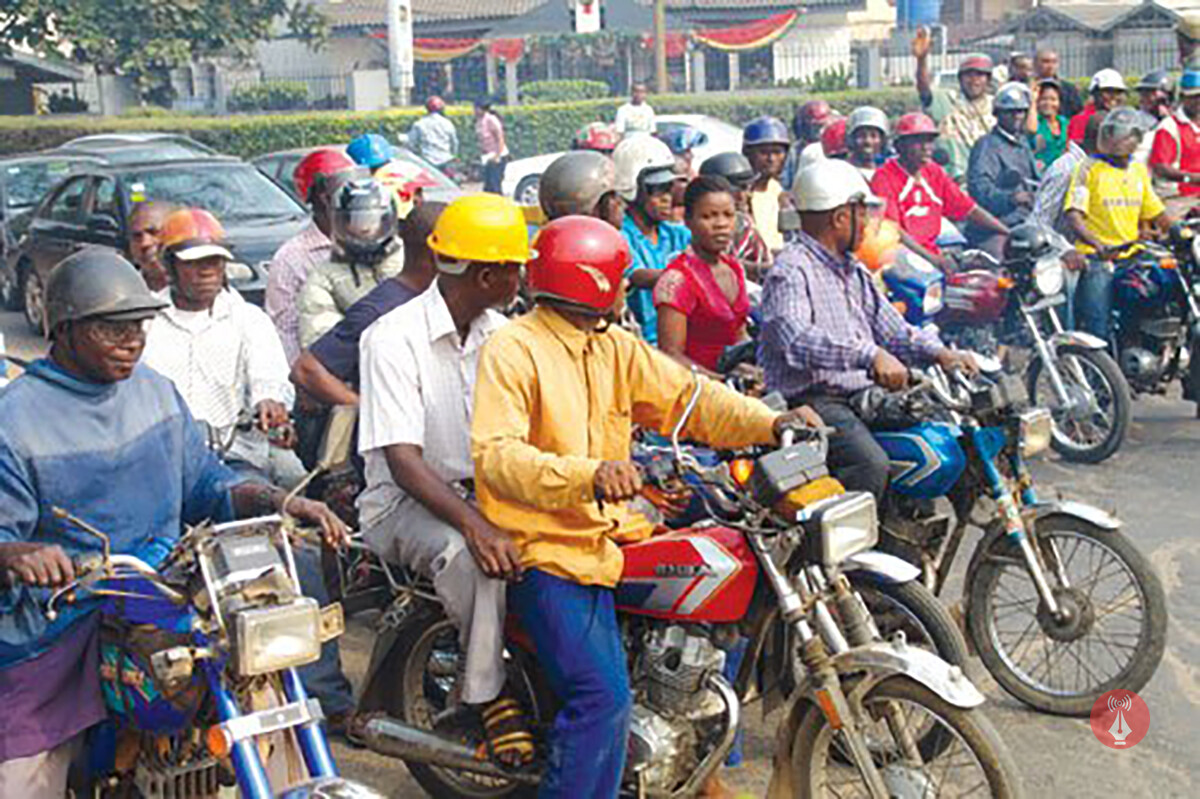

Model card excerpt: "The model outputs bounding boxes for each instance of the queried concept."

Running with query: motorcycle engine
[1120,346,1165,389]
[625,625,730,793]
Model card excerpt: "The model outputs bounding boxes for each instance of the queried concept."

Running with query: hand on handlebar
[773,405,824,442]
[935,348,980,377]
[0,542,75,589]
[283,496,350,550]
[871,349,910,391]
[594,460,644,505]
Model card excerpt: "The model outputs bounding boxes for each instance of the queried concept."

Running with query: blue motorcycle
[870,367,1166,716]
[34,508,380,799]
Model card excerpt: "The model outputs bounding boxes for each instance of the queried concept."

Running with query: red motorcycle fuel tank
[615,527,759,623]
[939,269,1008,325]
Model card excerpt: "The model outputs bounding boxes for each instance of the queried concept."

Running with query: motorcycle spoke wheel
[1028,346,1130,463]
[793,677,1020,799]
[968,518,1167,716]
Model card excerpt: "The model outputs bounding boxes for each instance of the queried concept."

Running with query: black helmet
[539,151,617,220]
[699,152,754,190]
[44,248,167,335]
[1136,69,1175,96]
[1003,223,1051,261]
[330,176,398,262]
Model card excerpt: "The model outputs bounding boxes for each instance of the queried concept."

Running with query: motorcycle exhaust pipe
[360,715,540,785]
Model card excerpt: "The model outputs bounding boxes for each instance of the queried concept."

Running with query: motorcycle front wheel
[789,676,1023,798]
[967,516,1167,716]
[1027,344,1131,464]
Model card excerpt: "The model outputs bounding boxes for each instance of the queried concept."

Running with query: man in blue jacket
[0,250,345,798]
[966,82,1038,259]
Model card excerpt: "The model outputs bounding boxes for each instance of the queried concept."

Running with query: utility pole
[654,0,668,94]
[387,0,414,106]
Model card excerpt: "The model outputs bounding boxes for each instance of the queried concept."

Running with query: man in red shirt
[1149,70,1200,209]
[1068,69,1127,143]
[870,112,1008,272]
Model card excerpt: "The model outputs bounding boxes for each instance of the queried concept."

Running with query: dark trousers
[483,158,507,195]
[791,393,891,501]
[508,570,631,799]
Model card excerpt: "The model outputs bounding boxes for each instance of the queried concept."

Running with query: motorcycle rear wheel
[789,676,1023,799]
[967,516,1167,716]
[1027,345,1131,464]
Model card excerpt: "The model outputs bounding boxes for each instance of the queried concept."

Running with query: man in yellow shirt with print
[1064,107,1171,339]
[470,215,818,799]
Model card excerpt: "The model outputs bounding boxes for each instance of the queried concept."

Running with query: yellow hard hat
[427,193,531,264]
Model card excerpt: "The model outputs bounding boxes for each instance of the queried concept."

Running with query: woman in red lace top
[654,175,750,375]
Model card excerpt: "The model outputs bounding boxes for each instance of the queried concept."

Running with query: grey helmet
[698,152,755,190]
[539,151,617,220]
[1136,69,1174,96]
[1098,107,1148,155]
[847,106,889,140]
[44,248,167,334]
[994,82,1032,112]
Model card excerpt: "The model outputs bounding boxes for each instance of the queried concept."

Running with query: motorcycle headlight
[1033,254,1064,297]
[1191,236,1200,268]
[923,281,944,315]
[233,598,321,677]
[1019,408,1053,458]
[801,492,878,567]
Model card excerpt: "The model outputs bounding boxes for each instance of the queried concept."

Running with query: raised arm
[912,26,935,108]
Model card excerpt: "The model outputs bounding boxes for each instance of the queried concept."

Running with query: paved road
[2,309,1198,797]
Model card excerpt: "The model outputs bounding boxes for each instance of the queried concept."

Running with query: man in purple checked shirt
[758,159,976,499]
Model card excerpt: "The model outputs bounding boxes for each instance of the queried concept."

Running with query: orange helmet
[527,216,631,314]
[854,218,901,272]
[159,208,232,262]
[293,148,355,204]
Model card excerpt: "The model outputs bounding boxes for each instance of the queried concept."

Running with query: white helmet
[613,135,676,201]
[847,106,889,139]
[1090,68,1127,93]
[794,159,883,212]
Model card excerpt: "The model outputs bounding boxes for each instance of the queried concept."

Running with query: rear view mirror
[317,405,358,472]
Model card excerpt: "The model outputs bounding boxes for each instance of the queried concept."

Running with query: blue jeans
[293,548,356,717]
[508,570,631,799]
[1073,259,1114,341]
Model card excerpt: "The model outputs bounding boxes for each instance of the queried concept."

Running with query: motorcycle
[869,366,1167,716]
[354,377,1021,798]
[884,230,1132,464]
[1110,226,1200,415]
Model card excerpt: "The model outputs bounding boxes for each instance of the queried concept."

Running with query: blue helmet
[742,116,790,149]
[347,133,394,170]
[659,125,707,155]
[1181,71,1200,96]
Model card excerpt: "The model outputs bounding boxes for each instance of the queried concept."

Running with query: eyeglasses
[84,318,148,346]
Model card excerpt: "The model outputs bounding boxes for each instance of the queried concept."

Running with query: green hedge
[228,80,310,112]
[520,79,610,104]
[0,87,921,164]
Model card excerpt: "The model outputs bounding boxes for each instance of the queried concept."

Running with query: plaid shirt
[759,232,944,399]
[265,222,332,365]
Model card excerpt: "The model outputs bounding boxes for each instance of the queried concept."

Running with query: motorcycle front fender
[1028,499,1121,531]
[842,550,921,585]
[1048,330,1107,352]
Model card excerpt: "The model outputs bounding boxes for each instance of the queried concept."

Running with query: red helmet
[573,122,622,153]
[294,148,355,204]
[527,216,631,314]
[821,117,848,157]
[426,95,446,113]
[795,99,834,139]
[893,112,938,140]
[958,53,994,75]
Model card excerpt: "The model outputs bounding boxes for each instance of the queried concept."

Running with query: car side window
[45,177,89,224]
[91,178,121,221]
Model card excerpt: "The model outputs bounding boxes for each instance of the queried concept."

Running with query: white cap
[1090,68,1127,92]
[793,159,883,213]
[171,243,234,262]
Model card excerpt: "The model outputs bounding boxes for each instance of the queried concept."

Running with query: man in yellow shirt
[1065,107,1170,338]
[471,215,817,798]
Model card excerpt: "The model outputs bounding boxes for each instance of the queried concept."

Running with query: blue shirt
[309,278,422,384]
[621,214,691,344]
[0,360,237,667]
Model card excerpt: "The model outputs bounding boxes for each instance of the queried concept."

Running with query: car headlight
[801,492,878,567]
[1019,408,1053,458]
[226,261,255,282]
[923,281,944,315]
[233,598,321,677]
[1033,254,1064,297]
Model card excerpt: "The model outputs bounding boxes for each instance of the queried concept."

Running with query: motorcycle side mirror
[670,369,703,465]
[317,405,359,472]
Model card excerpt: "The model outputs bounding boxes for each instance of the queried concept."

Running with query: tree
[0,0,327,104]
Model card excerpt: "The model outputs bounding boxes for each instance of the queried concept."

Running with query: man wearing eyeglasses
[760,160,976,501]
[0,250,344,798]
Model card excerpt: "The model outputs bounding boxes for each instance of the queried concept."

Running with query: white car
[501,113,744,205]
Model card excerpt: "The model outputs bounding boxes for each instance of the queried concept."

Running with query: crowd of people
[4,21,1200,798]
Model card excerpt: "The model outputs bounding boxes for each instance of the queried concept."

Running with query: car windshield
[4,160,86,209]
[121,163,306,223]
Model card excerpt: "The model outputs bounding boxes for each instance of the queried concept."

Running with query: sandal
[476,696,535,769]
